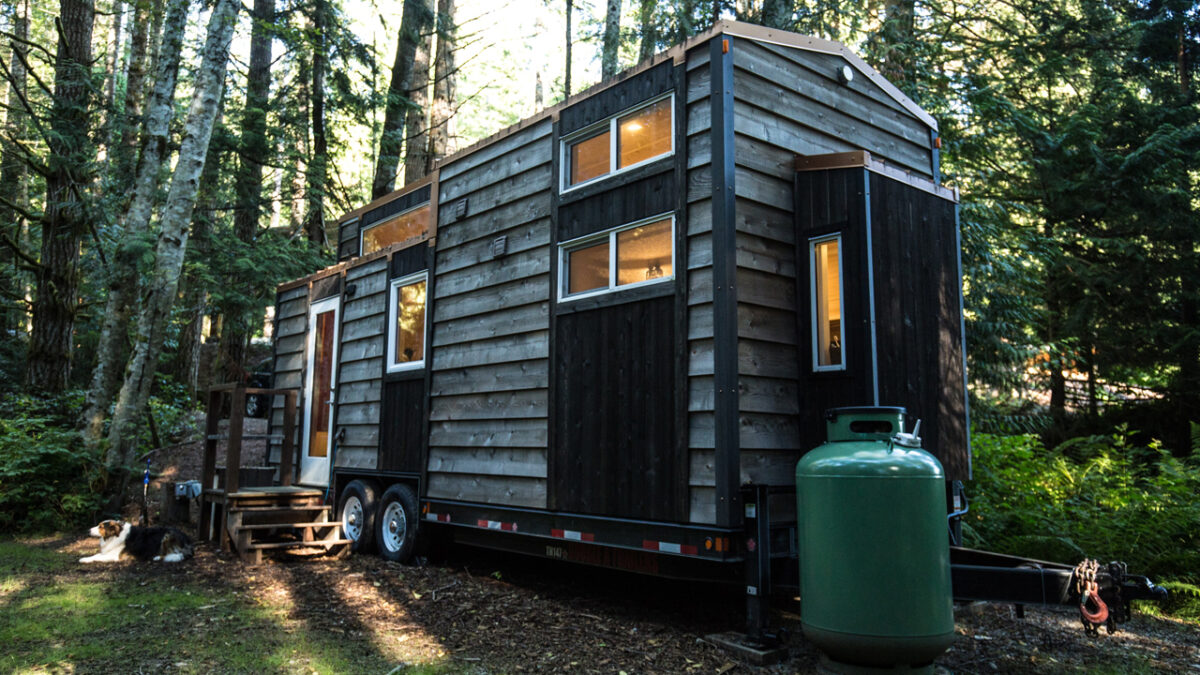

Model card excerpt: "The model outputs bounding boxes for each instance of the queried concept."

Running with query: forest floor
[2,532,1197,674]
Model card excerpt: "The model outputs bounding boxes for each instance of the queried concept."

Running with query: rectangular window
[563,94,674,190]
[810,235,845,371]
[388,273,427,372]
[361,203,431,255]
[560,215,674,301]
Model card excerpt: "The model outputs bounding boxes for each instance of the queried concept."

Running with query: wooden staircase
[224,487,352,564]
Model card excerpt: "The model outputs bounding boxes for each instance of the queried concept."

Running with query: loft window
[560,215,674,300]
[810,235,845,371]
[361,202,431,255]
[387,273,427,372]
[563,95,673,190]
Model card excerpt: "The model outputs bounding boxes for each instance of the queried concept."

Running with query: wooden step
[228,505,329,514]
[246,538,353,550]
[236,521,336,530]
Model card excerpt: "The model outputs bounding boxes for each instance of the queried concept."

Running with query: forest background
[0,0,1197,613]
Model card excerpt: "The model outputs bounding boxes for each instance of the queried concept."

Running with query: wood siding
[269,283,310,467]
[334,256,390,470]
[426,119,553,508]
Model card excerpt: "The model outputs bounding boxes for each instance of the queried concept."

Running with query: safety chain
[1073,559,1112,635]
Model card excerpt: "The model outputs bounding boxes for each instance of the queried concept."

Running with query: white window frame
[560,93,675,193]
[558,213,675,302]
[810,233,847,372]
[359,201,431,256]
[386,271,429,373]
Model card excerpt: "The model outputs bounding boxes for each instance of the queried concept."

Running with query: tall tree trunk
[637,0,656,62]
[371,0,433,200]
[601,0,621,80]
[403,28,431,183]
[428,0,455,163]
[876,0,915,86]
[218,0,273,385]
[112,0,154,186]
[564,0,572,98]
[104,0,124,115]
[26,0,96,393]
[107,0,238,489]
[81,0,190,444]
[761,0,792,29]
[0,0,29,336]
[306,0,328,244]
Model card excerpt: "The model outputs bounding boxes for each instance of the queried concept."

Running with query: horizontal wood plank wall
[427,119,553,508]
[338,220,360,261]
[732,40,933,178]
[335,257,390,470]
[685,45,718,524]
[869,173,969,479]
[269,284,309,465]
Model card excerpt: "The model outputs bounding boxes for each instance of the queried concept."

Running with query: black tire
[375,483,418,563]
[338,479,379,553]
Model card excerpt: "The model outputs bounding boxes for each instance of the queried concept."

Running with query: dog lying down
[81,520,194,563]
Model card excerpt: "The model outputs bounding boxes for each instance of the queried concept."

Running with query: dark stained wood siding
[269,283,310,466]
[379,378,425,472]
[868,172,969,479]
[338,220,360,261]
[553,295,678,519]
[427,118,553,508]
[334,256,390,470]
[559,61,675,135]
[794,168,876,452]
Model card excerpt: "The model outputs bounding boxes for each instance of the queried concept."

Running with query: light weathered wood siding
[728,37,936,486]
[685,45,718,524]
[334,256,389,470]
[269,284,309,465]
[426,118,553,508]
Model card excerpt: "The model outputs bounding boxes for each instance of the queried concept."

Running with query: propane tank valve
[893,419,922,448]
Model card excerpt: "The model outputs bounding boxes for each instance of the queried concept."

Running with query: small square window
[568,131,611,186]
[388,274,427,371]
[617,98,672,170]
[811,236,845,370]
[616,219,672,286]
[566,240,610,294]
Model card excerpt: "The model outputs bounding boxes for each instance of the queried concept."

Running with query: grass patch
[0,538,449,674]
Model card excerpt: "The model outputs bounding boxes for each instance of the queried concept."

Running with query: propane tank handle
[892,419,922,448]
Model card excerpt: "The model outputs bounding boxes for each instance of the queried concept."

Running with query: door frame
[300,295,340,486]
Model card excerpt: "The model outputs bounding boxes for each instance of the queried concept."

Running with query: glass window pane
[616,219,673,286]
[813,238,843,367]
[567,241,610,294]
[362,203,431,254]
[309,309,335,457]
[394,279,426,365]
[617,98,671,169]
[569,131,611,185]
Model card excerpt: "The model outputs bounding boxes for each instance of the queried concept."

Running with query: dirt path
[27,533,1199,674]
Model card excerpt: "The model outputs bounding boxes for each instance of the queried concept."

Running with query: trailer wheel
[376,483,418,563]
[338,480,379,553]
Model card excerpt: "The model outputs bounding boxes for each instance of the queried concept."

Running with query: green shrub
[965,428,1200,584]
[0,394,104,533]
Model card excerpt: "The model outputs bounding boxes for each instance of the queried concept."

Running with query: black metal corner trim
[710,35,741,528]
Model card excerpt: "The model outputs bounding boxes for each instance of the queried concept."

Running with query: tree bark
[403,27,431,183]
[26,0,96,393]
[111,0,153,185]
[428,0,455,163]
[217,0,273,385]
[371,0,433,200]
[637,0,656,62]
[601,0,621,80]
[106,0,237,481]
[0,0,29,335]
[81,0,190,444]
[564,0,572,98]
[761,0,792,29]
[104,0,124,115]
[305,0,328,244]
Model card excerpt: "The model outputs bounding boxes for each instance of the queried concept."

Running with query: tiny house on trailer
[268,21,968,575]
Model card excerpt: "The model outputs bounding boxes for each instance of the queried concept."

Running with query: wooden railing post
[200,388,222,539]
[280,390,297,486]
[227,386,245,495]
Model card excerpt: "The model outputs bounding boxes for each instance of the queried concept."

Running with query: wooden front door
[301,296,339,485]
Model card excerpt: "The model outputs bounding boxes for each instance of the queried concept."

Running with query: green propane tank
[796,407,954,674]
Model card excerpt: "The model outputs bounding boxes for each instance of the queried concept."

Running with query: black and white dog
[81,520,194,563]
